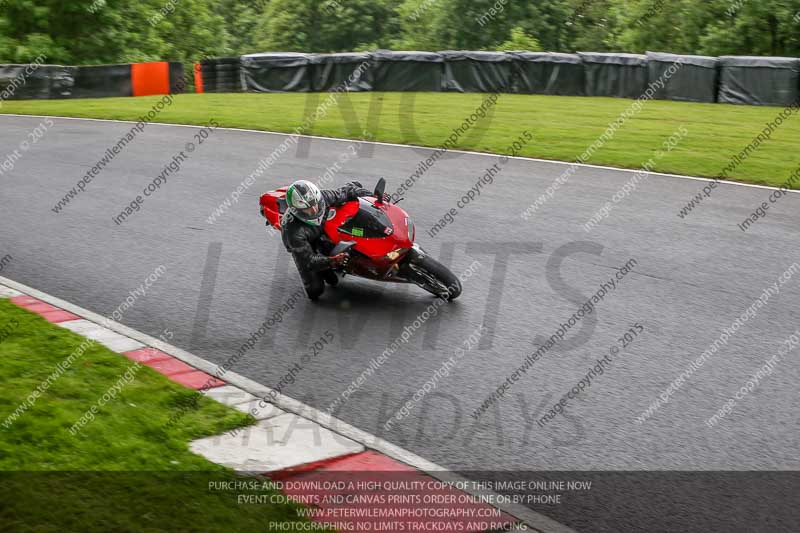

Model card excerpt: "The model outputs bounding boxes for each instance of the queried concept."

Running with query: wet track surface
[1,115,799,531]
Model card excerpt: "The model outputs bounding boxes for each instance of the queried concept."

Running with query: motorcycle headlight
[385,248,408,261]
[406,218,415,242]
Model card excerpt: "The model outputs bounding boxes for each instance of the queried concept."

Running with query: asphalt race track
[2,115,799,532]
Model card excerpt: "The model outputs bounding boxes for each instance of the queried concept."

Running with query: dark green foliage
[1,0,799,63]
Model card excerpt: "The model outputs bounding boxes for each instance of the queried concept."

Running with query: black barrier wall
[5,51,800,106]
[370,51,444,92]
[71,64,133,99]
[168,62,185,94]
[440,51,515,93]
[1,62,186,100]
[508,51,584,96]
[309,52,372,92]
[578,52,648,98]
[718,56,800,106]
[647,51,718,103]
[0,64,75,100]
[199,57,242,93]
[240,53,311,93]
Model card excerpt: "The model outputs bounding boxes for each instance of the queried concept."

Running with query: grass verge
[1,92,799,188]
[0,300,329,532]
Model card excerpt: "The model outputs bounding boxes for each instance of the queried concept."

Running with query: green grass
[0,300,328,532]
[2,92,799,187]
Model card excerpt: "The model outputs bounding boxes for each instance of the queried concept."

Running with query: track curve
[1,115,799,532]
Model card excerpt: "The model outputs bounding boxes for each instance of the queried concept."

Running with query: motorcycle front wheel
[404,249,462,301]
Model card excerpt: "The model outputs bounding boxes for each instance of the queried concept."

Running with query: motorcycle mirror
[374,177,386,203]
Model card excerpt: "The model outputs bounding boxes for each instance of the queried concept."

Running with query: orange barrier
[194,63,204,93]
[131,62,171,97]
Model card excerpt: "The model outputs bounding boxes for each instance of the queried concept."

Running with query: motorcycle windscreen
[337,199,393,238]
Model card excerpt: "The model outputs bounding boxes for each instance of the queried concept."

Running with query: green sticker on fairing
[351,227,364,237]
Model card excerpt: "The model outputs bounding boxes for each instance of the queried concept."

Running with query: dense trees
[1,0,799,63]
[0,0,228,63]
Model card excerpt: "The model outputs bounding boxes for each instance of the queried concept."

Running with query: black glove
[346,181,371,198]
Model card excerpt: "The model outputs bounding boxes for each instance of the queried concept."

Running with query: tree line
[1,0,799,64]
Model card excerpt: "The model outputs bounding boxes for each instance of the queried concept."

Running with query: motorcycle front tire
[405,249,462,301]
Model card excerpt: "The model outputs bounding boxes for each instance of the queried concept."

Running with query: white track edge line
[0,275,575,533]
[1,112,795,195]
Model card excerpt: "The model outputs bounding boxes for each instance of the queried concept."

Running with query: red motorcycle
[259,179,462,301]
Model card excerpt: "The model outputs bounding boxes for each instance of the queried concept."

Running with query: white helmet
[286,180,326,226]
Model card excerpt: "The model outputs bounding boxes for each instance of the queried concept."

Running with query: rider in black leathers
[280,179,371,300]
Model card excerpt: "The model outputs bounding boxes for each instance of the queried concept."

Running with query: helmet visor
[293,201,325,225]
[299,204,320,218]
